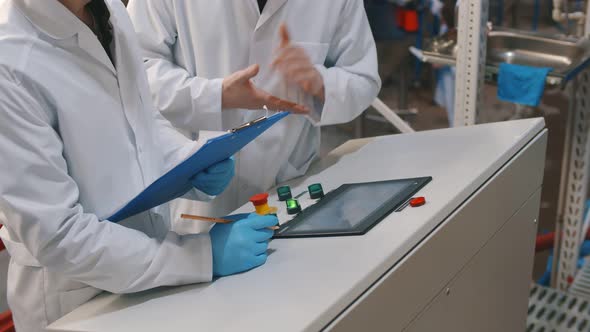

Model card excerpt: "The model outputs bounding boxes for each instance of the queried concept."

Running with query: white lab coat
[0,1,215,331]
[127,0,381,229]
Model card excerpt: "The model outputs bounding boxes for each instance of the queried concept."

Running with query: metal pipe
[552,79,577,288]
[554,0,564,23]
[370,98,415,134]
[565,0,571,35]
[553,0,586,36]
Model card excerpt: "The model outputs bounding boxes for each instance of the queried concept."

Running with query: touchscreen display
[284,180,418,233]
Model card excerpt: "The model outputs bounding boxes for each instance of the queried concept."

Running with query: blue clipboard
[108,112,290,223]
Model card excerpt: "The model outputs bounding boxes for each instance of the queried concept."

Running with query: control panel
[249,183,326,224]
[275,183,325,224]
[247,178,430,231]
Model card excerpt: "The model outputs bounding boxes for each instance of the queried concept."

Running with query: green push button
[286,198,301,215]
[277,186,292,201]
[308,183,324,199]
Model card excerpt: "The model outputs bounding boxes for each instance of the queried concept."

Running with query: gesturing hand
[221,64,310,114]
[272,24,325,102]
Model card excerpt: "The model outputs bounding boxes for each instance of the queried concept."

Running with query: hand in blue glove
[210,213,278,277]
[191,158,235,196]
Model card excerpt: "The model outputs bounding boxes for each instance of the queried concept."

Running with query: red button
[249,193,269,206]
[410,197,426,207]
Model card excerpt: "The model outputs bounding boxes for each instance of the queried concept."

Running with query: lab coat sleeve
[313,0,381,126]
[128,0,224,131]
[152,110,213,201]
[152,109,197,171]
[0,79,213,293]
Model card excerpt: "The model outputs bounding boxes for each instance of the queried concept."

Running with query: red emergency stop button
[250,193,269,206]
[410,197,426,207]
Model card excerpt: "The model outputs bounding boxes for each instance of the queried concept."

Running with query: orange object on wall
[402,10,419,32]
[0,311,14,332]
[394,7,419,33]
[396,7,406,28]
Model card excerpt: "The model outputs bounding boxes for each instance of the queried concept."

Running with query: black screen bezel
[273,177,432,239]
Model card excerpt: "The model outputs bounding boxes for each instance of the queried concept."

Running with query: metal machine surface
[414,28,590,86]
[48,119,547,332]
[486,31,583,70]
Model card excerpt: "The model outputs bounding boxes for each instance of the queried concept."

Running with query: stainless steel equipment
[413,28,590,87]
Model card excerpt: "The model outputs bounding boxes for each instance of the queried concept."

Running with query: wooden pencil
[180,214,279,230]
[180,214,232,224]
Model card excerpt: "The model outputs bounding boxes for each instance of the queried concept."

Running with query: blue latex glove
[210,213,278,277]
[191,158,235,195]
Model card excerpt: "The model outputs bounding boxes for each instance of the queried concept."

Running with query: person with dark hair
[0,1,276,331]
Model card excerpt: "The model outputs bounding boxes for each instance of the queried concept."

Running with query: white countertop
[48,118,545,332]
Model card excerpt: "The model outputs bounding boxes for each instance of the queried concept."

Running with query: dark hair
[87,0,113,60]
